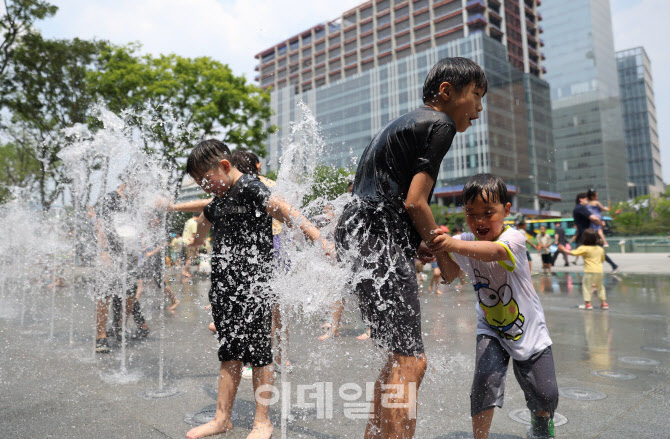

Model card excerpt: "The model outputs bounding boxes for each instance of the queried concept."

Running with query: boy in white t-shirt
[429,173,558,439]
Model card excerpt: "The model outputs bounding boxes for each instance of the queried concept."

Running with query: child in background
[181,139,329,439]
[559,228,608,310]
[536,225,553,276]
[430,173,558,439]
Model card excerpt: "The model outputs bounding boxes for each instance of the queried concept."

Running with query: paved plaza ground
[1,252,669,438]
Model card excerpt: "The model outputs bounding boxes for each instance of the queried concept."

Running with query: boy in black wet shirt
[182,139,330,439]
[335,57,486,438]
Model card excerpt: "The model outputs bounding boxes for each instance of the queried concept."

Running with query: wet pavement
[1,256,669,439]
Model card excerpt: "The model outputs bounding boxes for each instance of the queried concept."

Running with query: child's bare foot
[246,422,273,439]
[167,299,180,311]
[356,330,370,340]
[208,322,216,333]
[182,270,192,278]
[318,327,339,341]
[186,418,232,439]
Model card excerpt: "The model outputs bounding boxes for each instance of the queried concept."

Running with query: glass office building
[540,0,628,213]
[265,32,557,214]
[616,47,664,198]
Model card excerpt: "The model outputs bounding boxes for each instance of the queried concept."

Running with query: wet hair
[186,139,232,179]
[462,173,509,206]
[422,57,488,103]
[346,180,354,193]
[232,150,260,175]
[581,228,599,246]
[575,192,587,205]
[587,188,597,200]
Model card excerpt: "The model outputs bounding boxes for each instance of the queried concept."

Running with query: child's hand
[428,230,454,255]
[416,242,435,263]
[320,238,336,259]
[154,197,172,210]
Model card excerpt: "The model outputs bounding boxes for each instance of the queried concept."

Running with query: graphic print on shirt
[473,269,525,341]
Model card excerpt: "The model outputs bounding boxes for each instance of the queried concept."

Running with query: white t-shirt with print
[449,227,552,360]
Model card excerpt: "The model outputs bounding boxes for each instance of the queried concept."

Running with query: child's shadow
[434,433,524,439]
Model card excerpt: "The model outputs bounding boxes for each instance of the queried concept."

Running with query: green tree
[0,140,41,202]
[1,34,112,210]
[612,187,670,235]
[91,46,277,191]
[0,0,57,79]
[302,165,354,207]
[430,203,465,232]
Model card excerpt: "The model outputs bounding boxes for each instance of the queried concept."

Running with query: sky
[7,0,670,183]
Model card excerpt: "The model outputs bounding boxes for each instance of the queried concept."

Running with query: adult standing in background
[573,193,620,273]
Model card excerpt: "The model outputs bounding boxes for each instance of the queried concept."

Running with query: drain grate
[139,388,183,400]
[559,387,606,401]
[642,346,670,353]
[619,356,661,366]
[508,409,568,426]
[185,404,239,426]
[592,370,637,380]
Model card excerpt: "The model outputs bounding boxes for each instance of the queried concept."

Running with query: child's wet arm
[191,213,211,246]
[450,239,510,262]
[168,198,212,213]
[438,254,462,283]
[405,172,440,243]
[267,196,322,243]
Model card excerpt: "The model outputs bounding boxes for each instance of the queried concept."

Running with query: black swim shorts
[335,201,424,357]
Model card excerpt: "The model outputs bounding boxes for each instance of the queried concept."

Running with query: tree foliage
[0,140,41,201]
[91,46,277,190]
[0,28,276,208]
[301,165,354,208]
[430,203,466,232]
[0,0,56,79]
[612,187,670,236]
[1,34,112,209]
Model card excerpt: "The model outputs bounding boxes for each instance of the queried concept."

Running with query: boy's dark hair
[422,57,488,103]
[462,173,509,206]
[232,150,260,175]
[587,188,597,200]
[581,228,599,246]
[186,139,232,179]
[575,192,587,205]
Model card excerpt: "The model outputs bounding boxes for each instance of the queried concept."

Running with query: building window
[361,20,374,34]
[395,5,409,19]
[396,18,410,33]
[329,46,341,59]
[378,26,392,39]
[378,13,391,27]
[377,0,390,12]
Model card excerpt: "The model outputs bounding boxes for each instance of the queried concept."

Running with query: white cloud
[38,0,362,80]
[611,0,670,183]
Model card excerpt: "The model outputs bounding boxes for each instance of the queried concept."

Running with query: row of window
[261,1,463,66]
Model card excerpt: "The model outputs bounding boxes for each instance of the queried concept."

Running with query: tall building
[540,0,628,213]
[616,47,664,198]
[255,0,546,93]
[256,0,559,216]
